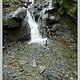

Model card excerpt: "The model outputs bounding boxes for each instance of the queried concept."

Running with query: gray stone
[37,4,42,11]
[3,7,27,28]
[50,24,60,32]
[9,7,27,22]
[44,73,63,80]
[20,15,31,41]
[22,3,28,8]
[39,65,47,73]
[48,14,60,23]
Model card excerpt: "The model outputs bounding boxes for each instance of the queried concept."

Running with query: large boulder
[20,15,31,41]
[3,14,31,47]
[3,7,27,28]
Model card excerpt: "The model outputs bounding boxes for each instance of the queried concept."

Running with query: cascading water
[27,0,52,45]
[27,10,47,45]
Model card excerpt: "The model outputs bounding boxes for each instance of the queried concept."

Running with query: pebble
[39,65,46,73]
[19,60,27,65]
[32,73,36,77]
[70,77,74,80]
[65,74,68,77]
[32,59,37,67]
[4,65,7,68]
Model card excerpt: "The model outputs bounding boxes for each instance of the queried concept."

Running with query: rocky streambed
[3,37,77,80]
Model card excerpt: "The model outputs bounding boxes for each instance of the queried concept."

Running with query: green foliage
[3,0,21,7]
[68,4,77,17]
[53,0,77,17]
[58,0,68,15]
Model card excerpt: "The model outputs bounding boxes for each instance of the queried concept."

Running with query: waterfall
[48,0,52,9]
[26,0,54,45]
[27,10,47,45]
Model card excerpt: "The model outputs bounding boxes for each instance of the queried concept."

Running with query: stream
[27,10,47,45]
[3,0,77,80]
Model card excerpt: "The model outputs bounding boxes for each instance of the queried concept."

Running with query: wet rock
[20,0,32,5]
[9,7,27,22]
[3,7,27,28]
[39,65,47,73]
[37,4,42,11]
[42,1,49,8]
[34,12,40,21]
[20,15,31,41]
[49,15,55,20]
[33,4,42,11]
[33,4,38,8]
[44,73,63,80]
[50,24,60,32]
[22,3,28,8]
[47,6,57,13]
[43,13,48,20]
[3,13,31,47]
[47,14,60,23]
[32,59,37,67]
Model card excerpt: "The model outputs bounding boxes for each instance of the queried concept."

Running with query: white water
[27,0,54,45]
[27,10,47,45]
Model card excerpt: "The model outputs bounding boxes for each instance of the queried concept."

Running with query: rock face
[20,15,31,41]
[50,24,60,32]
[3,17,31,47]
[3,7,31,47]
[36,2,60,37]
[3,7,27,28]
[10,7,27,22]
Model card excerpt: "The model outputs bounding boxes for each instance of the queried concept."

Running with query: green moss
[68,5,77,17]
[3,0,21,7]
[52,0,77,18]
[3,0,10,7]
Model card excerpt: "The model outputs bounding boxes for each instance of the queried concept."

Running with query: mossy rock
[68,4,77,17]
[3,0,21,8]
